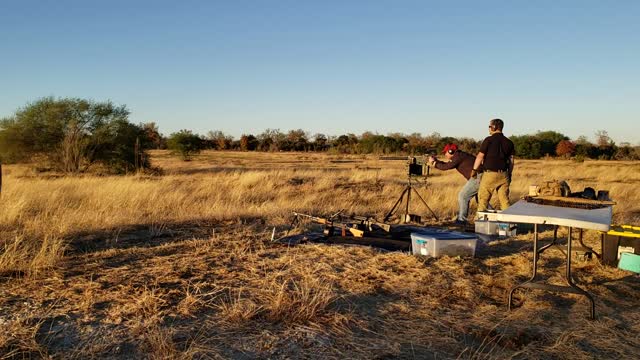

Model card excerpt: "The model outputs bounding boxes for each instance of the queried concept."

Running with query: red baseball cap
[442,143,458,154]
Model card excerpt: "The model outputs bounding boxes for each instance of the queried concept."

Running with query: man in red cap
[428,143,483,224]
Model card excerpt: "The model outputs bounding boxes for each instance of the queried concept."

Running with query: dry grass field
[1,151,639,359]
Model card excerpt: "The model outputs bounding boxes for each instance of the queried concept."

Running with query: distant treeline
[161,128,639,161]
[1,97,639,174]
[160,129,483,160]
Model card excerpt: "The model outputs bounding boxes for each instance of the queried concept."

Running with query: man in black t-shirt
[471,119,515,211]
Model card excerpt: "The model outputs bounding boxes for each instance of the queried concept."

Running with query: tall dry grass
[1,153,639,276]
[1,151,639,358]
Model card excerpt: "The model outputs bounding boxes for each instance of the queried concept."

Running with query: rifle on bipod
[288,211,392,238]
[345,214,392,232]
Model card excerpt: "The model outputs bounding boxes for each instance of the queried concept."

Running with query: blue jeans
[458,174,482,222]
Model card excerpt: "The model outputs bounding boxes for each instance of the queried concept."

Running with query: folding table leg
[508,224,540,310]
[565,227,596,319]
[575,228,599,259]
[538,225,559,254]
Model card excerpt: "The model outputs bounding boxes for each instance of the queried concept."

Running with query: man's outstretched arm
[430,154,462,170]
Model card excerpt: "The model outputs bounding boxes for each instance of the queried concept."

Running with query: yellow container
[601,224,640,266]
[607,224,640,238]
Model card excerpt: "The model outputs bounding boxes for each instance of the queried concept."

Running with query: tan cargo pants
[477,171,510,211]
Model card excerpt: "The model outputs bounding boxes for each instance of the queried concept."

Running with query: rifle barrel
[378,156,409,160]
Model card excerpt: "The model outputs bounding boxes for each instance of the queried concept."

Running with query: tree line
[1,97,638,174]
[163,128,485,160]
[164,128,639,162]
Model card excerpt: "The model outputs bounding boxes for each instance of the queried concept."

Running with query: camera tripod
[383,165,439,224]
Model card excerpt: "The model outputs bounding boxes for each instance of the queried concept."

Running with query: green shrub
[0,97,151,173]
[167,130,205,160]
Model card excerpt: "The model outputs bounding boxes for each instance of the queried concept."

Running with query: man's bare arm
[473,152,485,171]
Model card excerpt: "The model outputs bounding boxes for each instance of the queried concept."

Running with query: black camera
[378,153,434,177]
[408,156,429,176]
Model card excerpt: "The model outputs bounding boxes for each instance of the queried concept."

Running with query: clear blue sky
[1,0,638,143]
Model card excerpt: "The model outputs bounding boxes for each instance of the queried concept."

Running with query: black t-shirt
[479,133,515,171]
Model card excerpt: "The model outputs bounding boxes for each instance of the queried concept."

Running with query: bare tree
[595,130,612,147]
[207,130,233,150]
[60,121,88,173]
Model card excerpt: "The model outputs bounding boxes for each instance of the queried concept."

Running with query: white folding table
[496,200,613,319]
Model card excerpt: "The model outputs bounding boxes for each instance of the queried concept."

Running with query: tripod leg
[405,185,411,223]
[384,186,409,222]
[411,187,439,221]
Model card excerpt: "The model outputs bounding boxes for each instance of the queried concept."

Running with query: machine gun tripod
[381,156,439,224]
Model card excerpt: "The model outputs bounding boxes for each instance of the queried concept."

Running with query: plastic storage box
[476,211,516,239]
[475,220,499,235]
[497,223,518,238]
[410,229,478,257]
[477,211,500,222]
[475,211,500,236]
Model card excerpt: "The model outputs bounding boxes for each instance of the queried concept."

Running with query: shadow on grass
[64,216,268,256]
